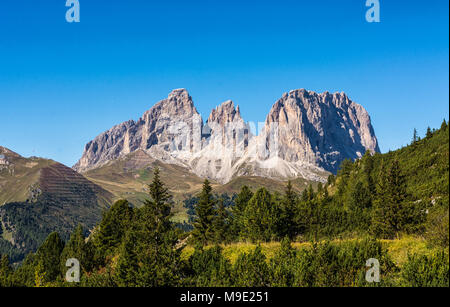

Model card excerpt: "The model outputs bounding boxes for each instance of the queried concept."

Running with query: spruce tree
[0,255,13,287]
[94,199,134,263]
[372,160,418,238]
[242,188,280,242]
[10,253,36,287]
[115,230,139,287]
[60,224,93,277]
[134,167,181,286]
[412,128,418,144]
[440,119,448,130]
[231,185,253,238]
[212,199,230,244]
[192,179,216,245]
[36,232,64,283]
[280,181,298,239]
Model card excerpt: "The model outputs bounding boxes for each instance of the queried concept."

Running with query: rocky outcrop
[188,100,251,181]
[73,89,380,183]
[73,89,203,172]
[258,89,379,173]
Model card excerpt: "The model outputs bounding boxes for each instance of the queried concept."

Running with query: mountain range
[74,88,379,183]
[1,88,380,261]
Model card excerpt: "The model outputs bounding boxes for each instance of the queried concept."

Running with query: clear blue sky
[0,0,448,167]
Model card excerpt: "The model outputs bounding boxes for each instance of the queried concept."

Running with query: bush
[401,251,449,287]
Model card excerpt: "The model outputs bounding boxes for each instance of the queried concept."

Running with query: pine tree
[280,181,298,239]
[133,167,181,286]
[10,253,36,287]
[212,199,230,244]
[115,230,139,287]
[60,225,93,277]
[426,126,433,138]
[231,186,253,238]
[34,259,47,287]
[192,179,216,245]
[412,128,418,144]
[0,255,13,287]
[372,160,419,238]
[242,188,280,242]
[362,150,375,194]
[36,232,64,283]
[441,118,448,130]
[188,245,232,286]
[349,181,372,210]
[94,199,134,263]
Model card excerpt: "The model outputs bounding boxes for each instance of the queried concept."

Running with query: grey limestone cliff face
[259,89,380,173]
[73,88,379,182]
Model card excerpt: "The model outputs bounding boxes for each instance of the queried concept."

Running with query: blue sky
[0,0,448,166]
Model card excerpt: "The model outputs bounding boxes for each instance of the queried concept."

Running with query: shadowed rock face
[260,89,379,173]
[73,88,379,182]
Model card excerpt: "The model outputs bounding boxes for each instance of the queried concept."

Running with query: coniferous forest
[0,121,448,287]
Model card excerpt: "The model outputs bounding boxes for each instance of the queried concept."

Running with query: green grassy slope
[0,147,114,262]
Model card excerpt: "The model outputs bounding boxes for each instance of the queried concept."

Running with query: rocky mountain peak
[142,88,199,121]
[261,90,379,173]
[74,88,379,183]
[207,100,243,125]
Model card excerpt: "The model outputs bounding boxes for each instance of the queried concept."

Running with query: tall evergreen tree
[94,199,134,263]
[134,167,181,286]
[60,224,93,277]
[440,118,448,130]
[372,160,421,238]
[231,185,253,238]
[242,188,280,242]
[426,126,433,138]
[192,179,216,245]
[412,128,418,144]
[115,230,139,287]
[142,167,172,236]
[212,199,230,244]
[280,181,298,239]
[36,232,65,283]
[0,255,13,287]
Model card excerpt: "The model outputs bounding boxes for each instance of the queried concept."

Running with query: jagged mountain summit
[73,89,379,183]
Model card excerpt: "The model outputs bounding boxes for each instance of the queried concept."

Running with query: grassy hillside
[83,150,206,204]
[0,147,54,205]
[0,147,113,262]
[84,150,323,206]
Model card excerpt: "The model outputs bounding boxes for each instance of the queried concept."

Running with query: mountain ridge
[73,88,379,183]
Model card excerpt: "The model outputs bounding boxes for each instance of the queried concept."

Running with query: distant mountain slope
[73,89,378,183]
[83,150,320,205]
[0,147,113,262]
[83,149,206,204]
